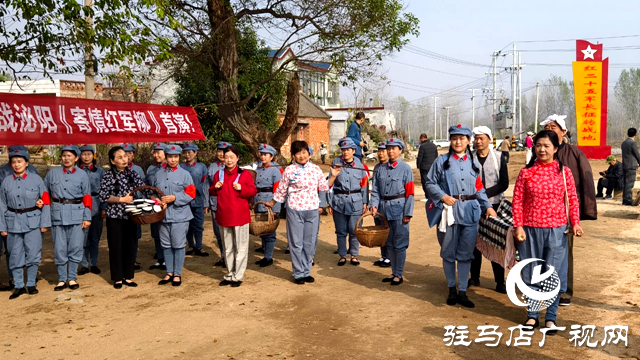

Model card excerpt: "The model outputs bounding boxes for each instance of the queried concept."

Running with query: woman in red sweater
[209,146,257,287]
[512,130,583,334]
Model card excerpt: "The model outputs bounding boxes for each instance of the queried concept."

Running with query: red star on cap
[263,144,267,148]
[157,143,160,146]
[14,150,18,153]
[185,143,190,146]
[390,139,394,142]
[172,146,176,150]
[457,124,462,128]
[124,144,128,147]
[223,142,227,146]
[381,142,385,145]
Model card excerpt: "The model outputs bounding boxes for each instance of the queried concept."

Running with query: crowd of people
[0,112,618,334]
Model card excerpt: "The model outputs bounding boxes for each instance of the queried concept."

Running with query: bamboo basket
[249,201,280,236]
[129,186,166,225]
[355,212,390,248]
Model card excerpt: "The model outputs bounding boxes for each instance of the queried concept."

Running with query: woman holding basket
[99,146,147,289]
[253,144,282,268]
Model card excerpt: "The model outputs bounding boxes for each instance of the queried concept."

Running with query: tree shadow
[600,210,639,220]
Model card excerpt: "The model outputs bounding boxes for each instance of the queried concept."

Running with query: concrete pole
[511,44,517,136]
[518,51,523,139]
[534,82,540,133]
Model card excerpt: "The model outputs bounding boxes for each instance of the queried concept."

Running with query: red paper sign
[0,93,205,145]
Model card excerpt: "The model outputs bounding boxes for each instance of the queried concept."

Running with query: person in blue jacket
[121,143,145,270]
[347,112,366,160]
[147,142,167,270]
[372,141,391,268]
[180,142,209,257]
[76,145,106,276]
[44,145,92,291]
[369,138,414,286]
[204,141,231,267]
[253,144,282,267]
[328,137,369,266]
[0,144,39,291]
[0,149,50,299]
[425,124,497,308]
[152,145,196,286]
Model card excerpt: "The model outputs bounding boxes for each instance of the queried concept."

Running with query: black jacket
[621,137,640,170]
[604,161,624,190]
[417,140,438,173]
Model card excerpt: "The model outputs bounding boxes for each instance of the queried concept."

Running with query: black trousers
[106,218,136,282]
[623,169,636,204]
[596,178,614,196]
[501,151,510,164]
[470,203,505,284]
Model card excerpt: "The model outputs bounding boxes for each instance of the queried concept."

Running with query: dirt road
[0,152,638,359]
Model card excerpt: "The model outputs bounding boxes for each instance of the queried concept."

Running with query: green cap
[606,155,616,162]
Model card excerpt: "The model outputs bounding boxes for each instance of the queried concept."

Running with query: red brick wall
[279,115,330,161]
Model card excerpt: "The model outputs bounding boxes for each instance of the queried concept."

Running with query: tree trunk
[270,72,299,149]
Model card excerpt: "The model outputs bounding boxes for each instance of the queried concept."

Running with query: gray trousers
[287,209,319,280]
[623,169,636,204]
[220,224,249,282]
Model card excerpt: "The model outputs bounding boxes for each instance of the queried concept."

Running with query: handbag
[426,156,453,228]
[562,168,572,234]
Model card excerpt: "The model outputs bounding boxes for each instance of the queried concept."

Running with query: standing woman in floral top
[99,146,146,289]
[267,141,337,284]
[512,130,583,333]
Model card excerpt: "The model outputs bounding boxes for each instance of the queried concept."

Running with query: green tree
[614,68,640,127]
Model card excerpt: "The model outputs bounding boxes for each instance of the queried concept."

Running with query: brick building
[279,92,331,161]
[0,79,150,102]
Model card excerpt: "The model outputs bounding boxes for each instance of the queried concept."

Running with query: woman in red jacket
[209,146,257,287]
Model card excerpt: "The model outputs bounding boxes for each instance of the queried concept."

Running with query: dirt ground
[0,152,639,360]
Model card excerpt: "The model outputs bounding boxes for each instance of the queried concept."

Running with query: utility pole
[486,52,500,134]
[518,51,523,139]
[468,89,479,128]
[443,106,452,134]
[84,0,95,100]
[511,44,517,136]
[432,97,439,139]
[534,82,540,133]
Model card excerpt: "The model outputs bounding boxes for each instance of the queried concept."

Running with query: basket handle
[252,201,275,223]
[131,185,165,198]
[356,211,389,228]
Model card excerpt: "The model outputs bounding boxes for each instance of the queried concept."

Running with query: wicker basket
[355,212,390,248]
[128,186,166,225]
[249,201,280,236]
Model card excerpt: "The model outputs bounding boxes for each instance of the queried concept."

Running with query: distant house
[279,92,331,161]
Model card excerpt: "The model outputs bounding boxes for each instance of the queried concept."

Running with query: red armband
[201,175,206,183]
[185,184,196,199]
[41,191,51,205]
[82,194,93,210]
[279,168,284,174]
[475,176,484,192]
[360,176,368,188]
[273,181,280,194]
[404,182,414,197]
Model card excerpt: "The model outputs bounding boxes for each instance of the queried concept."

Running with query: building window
[301,71,325,106]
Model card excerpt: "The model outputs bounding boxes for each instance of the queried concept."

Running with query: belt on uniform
[52,198,83,204]
[7,206,39,214]
[452,194,477,200]
[333,189,360,195]
[383,193,405,201]
[91,192,99,196]
[256,187,273,193]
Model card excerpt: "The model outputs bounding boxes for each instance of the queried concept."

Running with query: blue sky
[378,0,640,104]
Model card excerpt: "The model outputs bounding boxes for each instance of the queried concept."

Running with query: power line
[517,34,640,43]
[386,59,479,79]
[403,45,490,67]
[519,45,640,52]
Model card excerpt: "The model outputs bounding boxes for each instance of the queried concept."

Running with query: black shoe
[134,263,141,271]
[257,258,273,268]
[390,276,403,286]
[595,194,604,199]
[495,283,507,294]
[54,282,68,291]
[231,281,242,287]
[194,248,210,257]
[158,275,173,285]
[373,259,383,266]
[350,257,360,266]
[172,276,182,287]
[9,287,26,299]
[457,291,475,308]
[468,278,480,287]
[213,259,225,267]
[27,286,38,295]
[124,280,138,287]
[446,287,458,306]
[304,276,315,283]
[382,275,395,283]
[544,321,559,335]
[294,278,306,285]
[379,260,391,268]
[337,257,347,266]
[604,195,613,199]
[77,267,89,276]
[186,247,195,255]
[559,298,571,306]
[219,279,233,286]
[90,266,101,275]
[68,281,80,290]
[114,282,123,289]
[255,247,265,253]
[523,318,539,329]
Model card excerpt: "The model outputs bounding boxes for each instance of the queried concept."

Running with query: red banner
[0,93,205,145]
